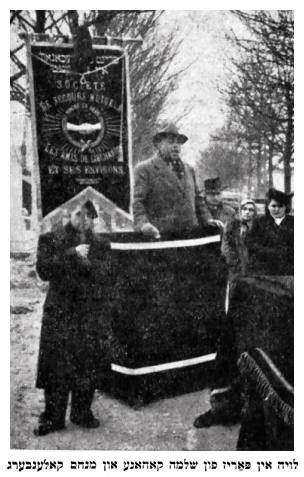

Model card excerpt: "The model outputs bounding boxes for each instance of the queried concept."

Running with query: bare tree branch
[10,10,22,24]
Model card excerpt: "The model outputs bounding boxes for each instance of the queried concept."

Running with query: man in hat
[133,123,217,238]
[34,200,109,436]
[204,177,236,229]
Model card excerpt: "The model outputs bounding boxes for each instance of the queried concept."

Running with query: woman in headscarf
[246,188,294,276]
[221,198,257,283]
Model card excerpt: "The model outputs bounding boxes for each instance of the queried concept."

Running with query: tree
[216,10,294,193]
[198,121,252,194]
[98,11,187,162]
[10,10,187,164]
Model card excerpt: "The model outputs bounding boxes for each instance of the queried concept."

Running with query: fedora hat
[153,123,188,145]
[204,177,225,194]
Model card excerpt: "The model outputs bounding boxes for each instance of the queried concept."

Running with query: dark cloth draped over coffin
[226,276,294,451]
[104,228,227,370]
[229,276,293,384]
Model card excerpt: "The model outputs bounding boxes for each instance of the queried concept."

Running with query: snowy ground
[10,256,239,450]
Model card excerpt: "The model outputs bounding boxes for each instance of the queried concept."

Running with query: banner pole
[25,37,43,234]
[124,50,134,219]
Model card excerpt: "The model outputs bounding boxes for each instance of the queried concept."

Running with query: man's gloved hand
[141,223,161,239]
[75,244,90,258]
[208,219,224,230]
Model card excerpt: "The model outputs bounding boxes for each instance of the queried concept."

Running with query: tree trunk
[35,11,46,33]
[283,85,293,193]
[247,140,253,194]
[256,135,262,194]
[267,137,274,189]
[67,10,79,35]
[284,116,293,193]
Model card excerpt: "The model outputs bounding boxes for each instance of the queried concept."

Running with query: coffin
[95,228,228,405]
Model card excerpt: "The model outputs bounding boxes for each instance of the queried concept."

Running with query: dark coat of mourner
[36,221,110,392]
[221,218,250,280]
[34,200,114,436]
[133,154,212,235]
[221,198,257,282]
[246,213,294,276]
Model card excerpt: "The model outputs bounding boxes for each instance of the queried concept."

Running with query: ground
[10,255,239,451]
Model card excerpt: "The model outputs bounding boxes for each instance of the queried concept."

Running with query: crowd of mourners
[193,187,293,429]
[221,188,293,289]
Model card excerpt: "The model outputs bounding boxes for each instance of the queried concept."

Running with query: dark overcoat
[246,214,294,276]
[221,218,250,280]
[36,222,110,390]
[133,154,212,234]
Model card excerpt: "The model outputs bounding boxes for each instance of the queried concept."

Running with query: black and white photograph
[8,5,298,466]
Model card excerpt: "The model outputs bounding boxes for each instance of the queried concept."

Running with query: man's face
[206,192,222,206]
[156,135,181,160]
[70,207,94,231]
[83,211,94,230]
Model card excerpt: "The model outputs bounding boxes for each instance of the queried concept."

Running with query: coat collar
[268,214,286,223]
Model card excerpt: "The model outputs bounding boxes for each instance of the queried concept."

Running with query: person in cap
[204,177,236,229]
[221,199,257,283]
[34,200,110,436]
[133,123,215,238]
[246,188,294,276]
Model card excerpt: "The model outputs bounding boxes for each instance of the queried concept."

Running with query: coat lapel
[152,155,185,194]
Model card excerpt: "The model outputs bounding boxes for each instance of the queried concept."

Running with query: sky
[157,10,247,163]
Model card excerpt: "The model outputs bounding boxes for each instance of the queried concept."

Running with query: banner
[29,41,131,217]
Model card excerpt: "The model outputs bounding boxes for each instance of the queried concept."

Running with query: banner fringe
[238,352,293,427]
